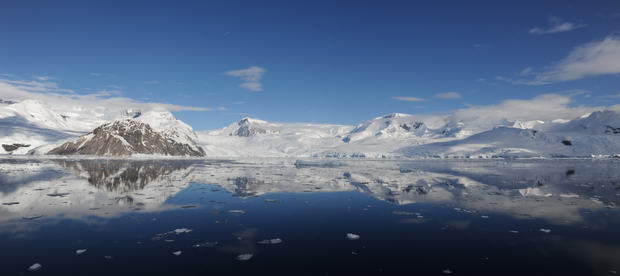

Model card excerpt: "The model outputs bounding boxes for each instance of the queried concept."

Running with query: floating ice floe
[152,228,193,240]
[228,210,246,214]
[174,228,192,234]
[172,251,182,256]
[28,263,42,271]
[236,254,253,261]
[539,228,551,234]
[392,211,415,216]
[481,215,489,219]
[265,199,278,203]
[442,269,453,274]
[258,238,282,245]
[76,249,87,255]
[193,241,219,248]
[346,233,360,240]
[509,230,519,234]
[559,194,579,198]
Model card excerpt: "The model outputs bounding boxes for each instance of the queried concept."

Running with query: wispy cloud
[502,35,620,85]
[435,92,462,99]
[34,75,55,81]
[529,17,586,35]
[144,80,160,84]
[225,66,266,92]
[393,96,425,102]
[90,72,114,77]
[602,93,620,99]
[451,94,619,132]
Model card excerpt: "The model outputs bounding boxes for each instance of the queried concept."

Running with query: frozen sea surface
[1,158,620,275]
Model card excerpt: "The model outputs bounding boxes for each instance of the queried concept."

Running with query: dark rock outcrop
[2,143,31,154]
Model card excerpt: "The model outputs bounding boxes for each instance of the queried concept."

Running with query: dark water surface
[1,158,620,275]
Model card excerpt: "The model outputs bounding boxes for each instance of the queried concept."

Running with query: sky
[1,0,620,130]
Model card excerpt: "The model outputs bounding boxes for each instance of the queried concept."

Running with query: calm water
[1,158,620,275]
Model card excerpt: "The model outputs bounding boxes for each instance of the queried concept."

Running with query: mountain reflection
[54,159,199,193]
[0,158,619,225]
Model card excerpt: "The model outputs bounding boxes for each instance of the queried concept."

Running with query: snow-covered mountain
[3,97,620,158]
[0,100,98,154]
[401,111,620,158]
[197,117,353,157]
[45,110,206,156]
[197,113,466,158]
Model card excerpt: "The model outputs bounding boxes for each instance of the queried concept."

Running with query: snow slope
[197,118,354,157]
[0,100,94,154]
[401,111,620,158]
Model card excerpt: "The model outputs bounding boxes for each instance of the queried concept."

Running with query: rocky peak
[47,115,206,156]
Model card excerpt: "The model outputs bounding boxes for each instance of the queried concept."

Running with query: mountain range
[1,99,620,158]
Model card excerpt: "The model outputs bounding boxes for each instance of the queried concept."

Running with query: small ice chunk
[265,199,278,203]
[346,233,360,240]
[481,215,489,219]
[193,241,218,248]
[104,256,113,260]
[442,269,453,274]
[28,263,42,271]
[539,228,551,234]
[174,228,192,234]
[236,254,253,261]
[560,193,579,198]
[258,238,282,245]
[509,230,519,234]
[172,251,182,256]
[392,211,415,216]
[228,210,246,214]
[76,249,87,255]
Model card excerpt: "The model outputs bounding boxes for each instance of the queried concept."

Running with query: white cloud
[450,94,620,132]
[510,35,620,85]
[240,82,262,92]
[225,66,266,92]
[0,78,212,122]
[393,96,425,102]
[529,17,586,35]
[435,92,462,99]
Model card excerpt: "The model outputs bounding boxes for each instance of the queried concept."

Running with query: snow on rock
[46,111,206,156]
[342,113,435,143]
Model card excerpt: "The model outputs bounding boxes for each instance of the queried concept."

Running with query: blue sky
[1,0,620,130]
